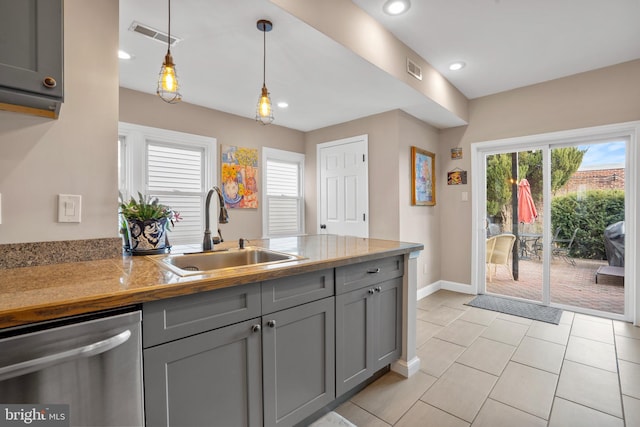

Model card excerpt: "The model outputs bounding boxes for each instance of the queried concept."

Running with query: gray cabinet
[262,297,335,427]
[143,269,335,427]
[144,318,263,427]
[335,276,402,396]
[0,0,64,118]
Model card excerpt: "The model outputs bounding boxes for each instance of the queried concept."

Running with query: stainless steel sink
[152,247,304,276]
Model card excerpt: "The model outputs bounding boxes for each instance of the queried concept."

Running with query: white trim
[118,122,217,245]
[471,120,639,323]
[316,134,369,237]
[417,280,476,300]
[262,147,305,238]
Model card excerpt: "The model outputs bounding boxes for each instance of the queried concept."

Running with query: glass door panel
[549,141,626,314]
[485,150,544,303]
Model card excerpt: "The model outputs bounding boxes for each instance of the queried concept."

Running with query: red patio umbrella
[518,178,537,224]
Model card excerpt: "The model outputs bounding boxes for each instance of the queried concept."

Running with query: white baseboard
[417,280,476,300]
[391,356,421,378]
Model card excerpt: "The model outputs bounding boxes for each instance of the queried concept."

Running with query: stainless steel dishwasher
[0,308,144,426]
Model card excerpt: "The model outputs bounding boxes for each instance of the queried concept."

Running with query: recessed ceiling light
[118,49,132,60]
[449,61,466,71]
[277,101,289,108]
[383,0,411,15]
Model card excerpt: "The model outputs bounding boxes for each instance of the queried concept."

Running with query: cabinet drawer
[261,269,334,314]
[143,283,261,348]
[335,256,403,294]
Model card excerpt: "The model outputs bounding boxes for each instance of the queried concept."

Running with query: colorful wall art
[221,145,258,209]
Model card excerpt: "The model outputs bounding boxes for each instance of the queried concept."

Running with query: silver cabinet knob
[251,324,261,333]
[267,320,276,328]
[375,286,382,292]
[368,289,375,294]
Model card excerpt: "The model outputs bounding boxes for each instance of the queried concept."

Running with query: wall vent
[406,58,422,81]
[129,21,181,46]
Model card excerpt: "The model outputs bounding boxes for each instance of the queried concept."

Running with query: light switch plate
[58,194,82,223]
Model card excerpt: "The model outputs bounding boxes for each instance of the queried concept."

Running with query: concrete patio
[486,257,625,315]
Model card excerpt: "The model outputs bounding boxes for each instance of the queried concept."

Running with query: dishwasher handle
[0,329,132,382]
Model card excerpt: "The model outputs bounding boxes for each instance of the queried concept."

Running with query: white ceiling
[119,0,640,132]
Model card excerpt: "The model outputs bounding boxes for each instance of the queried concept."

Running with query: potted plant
[119,192,181,254]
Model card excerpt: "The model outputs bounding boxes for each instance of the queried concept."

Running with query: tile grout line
[545,312,574,426]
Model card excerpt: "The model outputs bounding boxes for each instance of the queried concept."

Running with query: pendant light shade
[157,0,182,103]
[255,19,274,125]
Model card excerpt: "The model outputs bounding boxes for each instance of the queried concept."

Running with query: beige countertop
[0,235,423,329]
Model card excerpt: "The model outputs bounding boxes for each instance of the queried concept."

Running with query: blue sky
[578,140,626,169]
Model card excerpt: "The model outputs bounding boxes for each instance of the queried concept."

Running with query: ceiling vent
[129,21,181,46]
[406,58,422,81]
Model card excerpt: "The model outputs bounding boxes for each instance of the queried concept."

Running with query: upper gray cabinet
[0,0,63,118]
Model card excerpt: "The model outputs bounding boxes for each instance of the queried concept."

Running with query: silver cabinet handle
[0,329,131,382]
[267,320,276,328]
[367,268,380,274]
[252,324,261,333]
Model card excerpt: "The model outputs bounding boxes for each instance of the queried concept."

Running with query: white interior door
[317,135,369,237]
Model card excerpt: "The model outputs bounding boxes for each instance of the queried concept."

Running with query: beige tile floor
[334,290,640,427]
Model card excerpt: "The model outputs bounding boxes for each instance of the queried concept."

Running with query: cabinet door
[144,318,263,427]
[335,286,374,397]
[373,277,403,369]
[0,0,63,98]
[262,297,335,427]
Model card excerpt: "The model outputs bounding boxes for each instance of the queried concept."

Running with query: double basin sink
[152,247,305,276]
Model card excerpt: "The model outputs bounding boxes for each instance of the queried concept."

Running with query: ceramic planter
[126,217,169,254]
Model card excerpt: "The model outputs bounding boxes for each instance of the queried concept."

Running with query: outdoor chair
[552,228,578,266]
[487,233,516,282]
[486,236,497,281]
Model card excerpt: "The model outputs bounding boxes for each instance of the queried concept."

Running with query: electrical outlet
[58,194,82,223]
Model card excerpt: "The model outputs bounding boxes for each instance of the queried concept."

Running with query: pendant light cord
[262,24,266,86]
[167,0,171,54]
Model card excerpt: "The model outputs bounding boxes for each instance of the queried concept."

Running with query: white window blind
[263,148,304,237]
[147,143,204,246]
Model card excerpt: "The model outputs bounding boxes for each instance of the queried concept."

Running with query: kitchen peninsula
[0,234,422,426]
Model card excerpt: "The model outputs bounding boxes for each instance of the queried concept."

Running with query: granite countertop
[0,235,423,329]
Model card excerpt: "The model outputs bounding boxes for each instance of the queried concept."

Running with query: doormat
[466,295,562,325]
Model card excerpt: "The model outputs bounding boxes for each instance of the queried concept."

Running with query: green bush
[551,190,625,260]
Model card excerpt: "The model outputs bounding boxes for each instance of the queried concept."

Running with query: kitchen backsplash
[0,238,122,269]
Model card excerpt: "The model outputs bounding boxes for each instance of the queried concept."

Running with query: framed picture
[451,147,463,159]
[411,146,436,206]
[447,169,468,185]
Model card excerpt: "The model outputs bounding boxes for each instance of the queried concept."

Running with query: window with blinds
[118,122,216,248]
[263,148,305,237]
[147,143,204,245]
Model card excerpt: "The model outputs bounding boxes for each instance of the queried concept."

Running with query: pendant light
[255,19,274,125]
[157,0,182,103]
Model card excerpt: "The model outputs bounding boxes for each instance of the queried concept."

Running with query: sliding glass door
[480,136,628,318]
[549,140,626,314]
